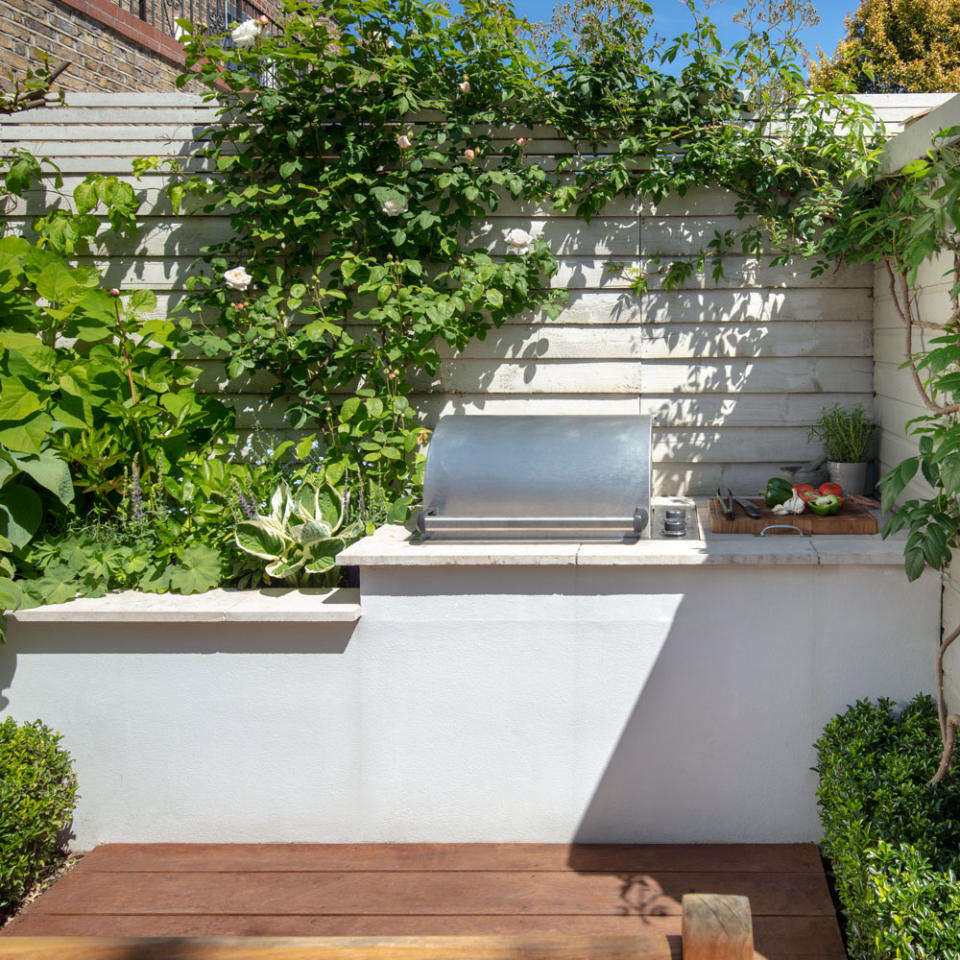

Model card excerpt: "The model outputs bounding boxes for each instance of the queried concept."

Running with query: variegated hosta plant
[235,477,360,586]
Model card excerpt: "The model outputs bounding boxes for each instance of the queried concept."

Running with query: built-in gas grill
[418,415,690,542]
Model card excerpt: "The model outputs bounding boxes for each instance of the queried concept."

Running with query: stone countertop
[8,587,362,623]
[337,498,906,568]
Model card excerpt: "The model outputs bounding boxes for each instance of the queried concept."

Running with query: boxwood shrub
[815,695,960,959]
[0,717,78,919]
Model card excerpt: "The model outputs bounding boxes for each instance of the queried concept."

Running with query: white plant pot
[827,461,867,496]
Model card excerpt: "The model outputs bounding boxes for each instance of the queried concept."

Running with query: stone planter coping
[337,499,908,568]
[8,587,361,623]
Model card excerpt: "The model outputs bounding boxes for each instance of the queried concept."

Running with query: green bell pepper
[808,493,842,516]
[762,477,794,508]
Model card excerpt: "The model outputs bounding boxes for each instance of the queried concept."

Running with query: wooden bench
[0,894,753,960]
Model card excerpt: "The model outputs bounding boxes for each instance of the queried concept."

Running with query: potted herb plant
[808,404,875,495]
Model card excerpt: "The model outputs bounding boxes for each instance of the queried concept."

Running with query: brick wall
[0,0,202,91]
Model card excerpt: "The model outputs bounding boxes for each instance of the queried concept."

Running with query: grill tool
[717,488,735,521]
[734,495,761,518]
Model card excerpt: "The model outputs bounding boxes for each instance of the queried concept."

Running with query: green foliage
[815,696,960,959]
[0,717,77,918]
[810,0,960,93]
[538,0,881,273]
[808,403,875,463]
[176,0,569,520]
[0,11,913,604]
[236,476,362,586]
[0,51,64,115]
[170,0,882,521]
[813,126,960,582]
[0,145,312,626]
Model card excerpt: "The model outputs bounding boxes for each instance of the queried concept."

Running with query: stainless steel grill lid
[419,415,652,541]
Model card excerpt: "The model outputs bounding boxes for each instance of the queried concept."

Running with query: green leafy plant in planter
[808,403,875,463]
[0,144,298,629]
[235,477,361,586]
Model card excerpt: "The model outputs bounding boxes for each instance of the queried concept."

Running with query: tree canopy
[810,0,960,92]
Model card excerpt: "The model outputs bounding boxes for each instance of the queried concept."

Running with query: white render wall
[872,94,960,692]
[0,553,938,848]
[3,93,944,495]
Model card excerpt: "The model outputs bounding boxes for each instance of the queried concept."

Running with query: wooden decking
[1,844,846,959]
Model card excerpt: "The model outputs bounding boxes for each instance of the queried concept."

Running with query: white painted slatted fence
[4,92,949,494]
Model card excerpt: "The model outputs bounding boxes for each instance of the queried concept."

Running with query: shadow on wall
[0,618,357,711]
[562,564,828,846]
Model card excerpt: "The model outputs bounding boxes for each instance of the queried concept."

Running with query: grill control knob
[662,507,687,537]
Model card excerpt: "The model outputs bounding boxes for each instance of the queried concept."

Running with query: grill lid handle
[633,507,649,534]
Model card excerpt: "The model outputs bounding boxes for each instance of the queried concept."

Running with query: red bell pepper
[818,481,844,506]
[793,483,819,504]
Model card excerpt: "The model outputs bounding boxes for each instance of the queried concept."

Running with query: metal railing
[116,0,276,40]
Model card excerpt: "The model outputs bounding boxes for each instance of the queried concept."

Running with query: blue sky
[454,0,853,64]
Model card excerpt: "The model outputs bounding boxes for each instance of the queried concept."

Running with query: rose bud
[235,302,245,309]
[258,14,268,24]
[463,148,475,160]
[109,288,120,297]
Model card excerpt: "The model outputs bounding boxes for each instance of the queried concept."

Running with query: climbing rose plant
[173,0,882,523]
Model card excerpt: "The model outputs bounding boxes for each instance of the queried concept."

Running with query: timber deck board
[1,844,847,960]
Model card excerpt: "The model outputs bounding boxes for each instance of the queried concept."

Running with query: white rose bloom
[459,80,471,94]
[505,228,533,254]
[224,266,253,290]
[231,18,262,47]
[380,196,408,216]
[397,133,412,149]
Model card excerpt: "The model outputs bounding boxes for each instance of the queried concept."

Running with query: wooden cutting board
[708,497,878,535]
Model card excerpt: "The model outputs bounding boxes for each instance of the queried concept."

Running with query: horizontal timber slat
[73,842,824,874]
[0,916,847,958]
[229,392,870,429]
[0,935,681,960]
[21,869,831,918]
[61,255,872,291]
[198,357,871,396]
